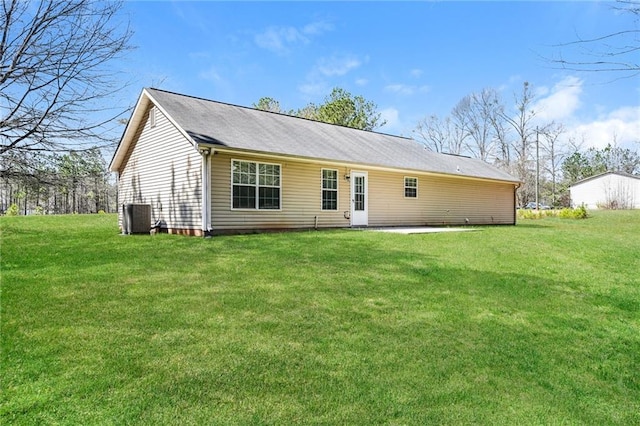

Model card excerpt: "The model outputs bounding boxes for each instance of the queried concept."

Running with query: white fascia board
[109,88,199,172]
[109,89,150,172]
[144,89,198,150]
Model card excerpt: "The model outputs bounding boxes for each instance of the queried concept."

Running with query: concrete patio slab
[367,227,478,234]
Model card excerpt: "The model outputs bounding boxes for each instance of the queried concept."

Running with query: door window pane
[354,176,365,211]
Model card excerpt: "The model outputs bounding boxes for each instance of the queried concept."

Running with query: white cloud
[199,66,223,83]
[529,76,639,149]
[410,69,423,78]
[570,106,640,149]
[298,81,328,97]
[380,107,399,130]
[302,21,333,36]
[298,54,363,99]
[255,20,332,55]
[533,76,583,122]
[317,55,361,76]
[385,84,430,96]
[189,51,211,60]
[355,78,368,86]
[254,26,307,55]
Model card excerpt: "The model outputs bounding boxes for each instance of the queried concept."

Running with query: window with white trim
[232,160,281,209]
[321,169,338,210]
[404,177,417,198]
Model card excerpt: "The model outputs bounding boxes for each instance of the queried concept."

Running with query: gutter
[199,146,213,236]
[199,144,522,186]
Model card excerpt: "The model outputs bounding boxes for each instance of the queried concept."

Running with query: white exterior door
[351,171,368,226]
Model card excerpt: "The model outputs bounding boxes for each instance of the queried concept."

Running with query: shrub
[5,203,19,216]
[518,205,588,220]
[517,209,544,220]
[34,206,44,215]
[558,205,588,219]
[573,204,588,219]
[558,208,573,219]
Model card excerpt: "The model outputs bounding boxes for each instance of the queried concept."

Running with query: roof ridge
[146,87,414,141]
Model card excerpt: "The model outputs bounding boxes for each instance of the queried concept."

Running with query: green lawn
[1,212,639,424]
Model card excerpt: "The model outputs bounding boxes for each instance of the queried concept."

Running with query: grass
[1,212,639,424]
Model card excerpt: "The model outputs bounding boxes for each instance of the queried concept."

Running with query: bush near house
[1,212,638,424]
[517,205,588,220]
[558,205,588,219]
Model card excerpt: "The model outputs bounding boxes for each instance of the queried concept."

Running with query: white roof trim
[109,88,197,172]
[570,171,640,187]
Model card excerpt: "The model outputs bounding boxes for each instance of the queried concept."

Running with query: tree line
[1,148,116,215]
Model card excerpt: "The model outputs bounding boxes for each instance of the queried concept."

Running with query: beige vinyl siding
[211,153,515,231]
[212,152,350,231]
[367,170,427,226]
[367,170,514,226]
[421,176,515,225]
[117,105,202,231]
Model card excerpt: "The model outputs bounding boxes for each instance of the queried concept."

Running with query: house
[109,88,521,235]
[570,171,640,209]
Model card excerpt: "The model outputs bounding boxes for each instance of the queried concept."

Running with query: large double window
[321,169,338,210]
[232,160,281,209]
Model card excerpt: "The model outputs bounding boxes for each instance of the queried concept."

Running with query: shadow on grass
[2,222,639,424]
[514,221,555,228]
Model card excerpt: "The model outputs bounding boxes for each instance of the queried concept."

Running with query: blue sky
[118,1,639,149]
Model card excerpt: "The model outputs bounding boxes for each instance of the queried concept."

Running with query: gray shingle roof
[146,88,519,183]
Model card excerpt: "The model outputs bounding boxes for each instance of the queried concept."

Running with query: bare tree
[540,122,566,207]
[458,88,502,162]
[550,0,639,78]
[491,103,510,168]
[414,114,464,154]
[500,82,538,206]
[413,83,562,211]
[0,0,133,155]
[450,96,473,156]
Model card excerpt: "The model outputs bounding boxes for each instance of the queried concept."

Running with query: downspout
[199,147,212,236]
[115,172,121,229]
[514,182,521,225]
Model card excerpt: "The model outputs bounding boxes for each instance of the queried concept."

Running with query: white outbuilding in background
[570,172,640,209]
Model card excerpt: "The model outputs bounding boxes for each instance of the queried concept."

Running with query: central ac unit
[122,203,151,234]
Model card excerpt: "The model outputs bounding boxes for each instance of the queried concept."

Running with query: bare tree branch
[547,0,639,76]
[0,0,133,155]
